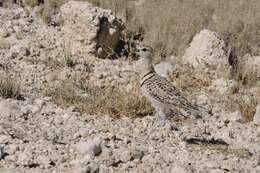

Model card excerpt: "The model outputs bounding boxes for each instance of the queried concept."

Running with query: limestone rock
[75,137,103,157]
[183,29,230,76]
[60,1,125,59]
[0,99,19,116]
[225,111,243,122]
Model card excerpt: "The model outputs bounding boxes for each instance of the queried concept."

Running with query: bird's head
[134,46,155,74]
[134,46,153,60]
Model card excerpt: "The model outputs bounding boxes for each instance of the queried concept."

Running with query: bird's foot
[153,115,167,128]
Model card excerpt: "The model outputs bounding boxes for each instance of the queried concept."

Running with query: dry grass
[18,0,260,59]
[45,80,153,117]
[23,0,259,120]
[223,91,258,122]
[169,64,212,94]
[0,75,22,99]
[43,48,77,69]
[86,0,260,60]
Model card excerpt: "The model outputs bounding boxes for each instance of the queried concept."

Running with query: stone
[17,151,34,166]
[171,165,187,173]
[60,1,125,59]
[0,135,10,144]
[5,144,19,155]
[0,100,19,116]
[37,155,51,167]
[183,29,230,76]
[84,162,100,173]
[253,105,260,125]
[0,28,10,38]
[8,40,30,58]
[225,111,243,122]
[75,137,103,157]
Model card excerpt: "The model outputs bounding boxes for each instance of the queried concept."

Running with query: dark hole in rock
[95,16,126,59]
[25,163,40,168]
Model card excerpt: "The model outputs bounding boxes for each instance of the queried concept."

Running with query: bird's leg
[145,107,169,140]
[153,107,167,128]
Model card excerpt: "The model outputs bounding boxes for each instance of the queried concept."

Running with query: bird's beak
[132,48,141,60]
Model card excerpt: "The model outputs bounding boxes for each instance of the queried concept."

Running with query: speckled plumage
[135,46,207,118]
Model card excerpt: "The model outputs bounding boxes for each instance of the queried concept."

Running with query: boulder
[183,29,230,76]
[60,1,125,59]
[75,137,103,157]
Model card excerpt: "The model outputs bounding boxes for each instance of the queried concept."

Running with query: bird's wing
[143,74,198,110]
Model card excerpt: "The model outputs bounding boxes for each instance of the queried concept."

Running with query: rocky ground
[0,1,260,173]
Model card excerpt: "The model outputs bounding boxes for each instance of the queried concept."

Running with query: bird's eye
[142,48,147,51]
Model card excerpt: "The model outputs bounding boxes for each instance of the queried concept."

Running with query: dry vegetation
[224,92,258,122]
[87,0,260,59]
[22,0,259,59]
[45,80,153,117]
[0,75,22,99]
[18,0,259,120]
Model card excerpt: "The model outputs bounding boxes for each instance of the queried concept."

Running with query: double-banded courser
[135,46,208,121]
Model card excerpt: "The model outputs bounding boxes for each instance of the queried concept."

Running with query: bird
[134,46,209,124]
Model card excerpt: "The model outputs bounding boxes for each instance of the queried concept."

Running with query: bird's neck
[140,66,155,79]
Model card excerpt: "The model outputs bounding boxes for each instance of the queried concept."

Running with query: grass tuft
[45,81,153,117]
[0,76,23,100]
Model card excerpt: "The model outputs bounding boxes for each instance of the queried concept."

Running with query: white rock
[154,61,174,79]
[253,105,260,124]
[171,165,187,173]
[0,135,10,144]
[5,144,19,155]
[75,137,103,157]
[60,1,124,58]
[37,155,51,167]
[225,111,243,122]
[17,151,33,166]
[183,29,229,73]
[0,27,10,38]
[8,40,30,58]
[72,162,99,173]
[0,100,19,116]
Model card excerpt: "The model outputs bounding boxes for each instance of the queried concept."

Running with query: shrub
[0,76,22,99]
[45,81,154,117]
